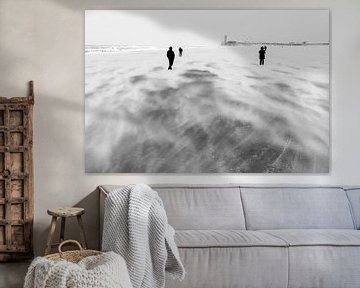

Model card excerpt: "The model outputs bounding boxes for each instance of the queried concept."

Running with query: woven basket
[45,240,102,263]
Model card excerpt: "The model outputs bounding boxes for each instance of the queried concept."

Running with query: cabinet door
[0,103,33,261]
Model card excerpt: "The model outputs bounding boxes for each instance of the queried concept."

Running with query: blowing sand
[85,45,329,173]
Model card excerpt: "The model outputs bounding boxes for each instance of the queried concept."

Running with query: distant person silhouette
[259,46,266,65]
[179,47,183,57]
[167,47,175,70]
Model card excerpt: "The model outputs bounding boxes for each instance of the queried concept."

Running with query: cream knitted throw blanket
[102,184,185,288]
[24,251,133,288]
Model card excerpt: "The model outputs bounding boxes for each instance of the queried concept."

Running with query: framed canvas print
[85,10,329,173]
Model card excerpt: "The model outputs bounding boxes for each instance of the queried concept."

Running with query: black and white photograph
[85,10,330,173]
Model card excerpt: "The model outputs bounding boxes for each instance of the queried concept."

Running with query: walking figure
[167,46,175,70]
[259,46,266,65]
[179,47,183,57]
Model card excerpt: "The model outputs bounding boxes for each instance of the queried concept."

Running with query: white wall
[0,0,359,256]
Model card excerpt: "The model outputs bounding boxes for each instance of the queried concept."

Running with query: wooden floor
[0,261,30,288]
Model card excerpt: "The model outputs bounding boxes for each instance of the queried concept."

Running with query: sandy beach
[85,45,329,173]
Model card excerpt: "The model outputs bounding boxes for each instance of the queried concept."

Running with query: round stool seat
[47,207,85,218]
[45,207,87,255]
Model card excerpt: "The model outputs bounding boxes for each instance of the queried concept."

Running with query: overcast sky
[85,10,329,47]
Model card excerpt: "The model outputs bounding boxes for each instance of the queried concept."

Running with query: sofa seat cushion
[175,230,288,248]
[262,229,360,246]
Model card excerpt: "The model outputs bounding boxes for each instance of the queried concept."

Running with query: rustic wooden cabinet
[0,81,34,261]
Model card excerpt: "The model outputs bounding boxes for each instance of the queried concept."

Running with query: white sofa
[99,185,360,288]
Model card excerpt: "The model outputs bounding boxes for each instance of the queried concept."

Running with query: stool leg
[60,217,66,243]
[45,216,57,255]
[77,215,87,249]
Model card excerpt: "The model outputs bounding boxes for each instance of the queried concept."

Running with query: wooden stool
[45,207,87,255]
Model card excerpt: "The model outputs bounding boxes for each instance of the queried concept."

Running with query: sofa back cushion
[153,186,246,230]
[240,187,355,230]
[345,188,360,229]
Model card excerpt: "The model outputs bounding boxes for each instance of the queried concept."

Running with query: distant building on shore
[221,35,241,46]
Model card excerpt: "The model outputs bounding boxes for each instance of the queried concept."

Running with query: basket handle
[58,240,83,255]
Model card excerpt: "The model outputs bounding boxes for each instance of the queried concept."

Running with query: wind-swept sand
[85,46,329,173]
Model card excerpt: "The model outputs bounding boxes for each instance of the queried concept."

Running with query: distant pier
[221,35,329,46]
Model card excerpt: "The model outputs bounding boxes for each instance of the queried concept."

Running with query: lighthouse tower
[222,35,228,45]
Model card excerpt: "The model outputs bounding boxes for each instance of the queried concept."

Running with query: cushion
[240,187,355,230]
[175,230,288,248]
[154,186,246,230]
